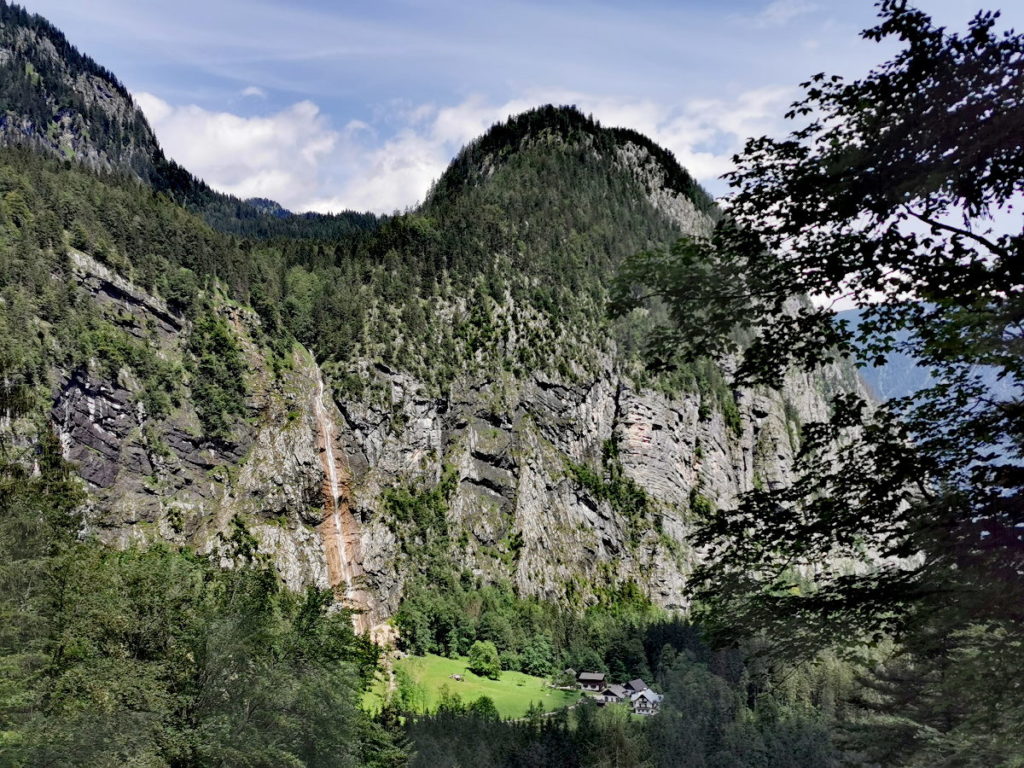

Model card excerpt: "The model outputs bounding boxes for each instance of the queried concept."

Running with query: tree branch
[903,206,1008,259]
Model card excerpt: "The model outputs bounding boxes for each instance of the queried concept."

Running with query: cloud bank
[137,87,794,215]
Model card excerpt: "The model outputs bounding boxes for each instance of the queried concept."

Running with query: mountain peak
[427,104,714,214]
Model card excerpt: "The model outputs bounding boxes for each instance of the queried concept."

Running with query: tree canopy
[611,2,1023,763]
[467,641,502,680]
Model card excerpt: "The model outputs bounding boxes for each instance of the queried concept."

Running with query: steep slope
[0,1,377,239]
[311,111,860,623]
[0,1,158,174]
[0,148,390,640]
[1,162,313,578]
[0,4,865,636]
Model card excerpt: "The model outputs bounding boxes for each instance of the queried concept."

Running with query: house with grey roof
[576,672,662,715]
[598,684,629,704]
[630,688,663,716]
[577,671,606,691]
[624,679,649,694]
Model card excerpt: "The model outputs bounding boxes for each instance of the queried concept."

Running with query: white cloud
[317,87,793,213]
[136,86,794,215]
[743,0,820,28]
[566,87,794,183]
[137,92,338,207]
[241,85,267,98]
[305,129,448,214]
[136,91,172,123]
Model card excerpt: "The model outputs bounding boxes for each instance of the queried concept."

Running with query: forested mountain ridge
[0,0,863,636]
[0,0,378,239]
[426,103,715,215]
[0,1,158,174]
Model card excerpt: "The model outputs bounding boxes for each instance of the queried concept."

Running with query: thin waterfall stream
[312,369,369,634]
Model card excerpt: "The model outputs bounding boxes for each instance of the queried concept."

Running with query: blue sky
[20,0,1024,213]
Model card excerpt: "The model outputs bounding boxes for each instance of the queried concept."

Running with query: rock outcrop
[320,163,861,624]
[39,142,865,635]
[52,251,331,590]
[313,367,377,633]
[0,61,865,639]
[334,345,858,624]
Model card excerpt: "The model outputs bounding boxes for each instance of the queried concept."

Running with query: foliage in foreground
[611,2,1024,764]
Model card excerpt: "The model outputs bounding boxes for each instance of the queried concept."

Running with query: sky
[20,0,1024,214]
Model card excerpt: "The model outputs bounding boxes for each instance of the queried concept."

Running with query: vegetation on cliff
[0,383,406,767]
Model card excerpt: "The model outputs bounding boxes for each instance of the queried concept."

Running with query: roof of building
[631,689,663,703]
[601,684,628,698]
[578,671,606,682]
[626,678,649,692]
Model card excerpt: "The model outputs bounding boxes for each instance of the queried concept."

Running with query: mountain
[837,307,1019,403]
[0,1,159,174]
[0,2,864,639]
[0,1,378,241]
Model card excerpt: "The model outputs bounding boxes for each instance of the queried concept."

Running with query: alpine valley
[0,3,870,766]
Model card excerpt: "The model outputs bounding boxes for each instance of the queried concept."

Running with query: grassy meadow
[364,653,581,719]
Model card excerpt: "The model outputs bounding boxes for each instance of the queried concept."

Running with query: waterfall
[312,368,368,634]
[314,375,341,512]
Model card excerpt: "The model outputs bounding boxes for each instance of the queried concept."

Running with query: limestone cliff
[325,168,861,625]
[38,138,863,635]
[0,7,866,629]
[53,250,331,589]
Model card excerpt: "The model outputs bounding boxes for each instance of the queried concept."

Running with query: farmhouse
[578,672,663,716]
[577,671,606,692]
[630,688,663,716]
[624,678,649,694]
[599,684,629,704]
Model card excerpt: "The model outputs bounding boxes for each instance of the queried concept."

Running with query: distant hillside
[837,307,1018,402]
[0,0,376,239]
[0,6,874,765]
[247,197,293,218]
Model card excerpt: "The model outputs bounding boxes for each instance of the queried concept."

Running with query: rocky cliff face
[39,133,865,636]
[52,250,333,589]
[49,247,392,634]
[340,356,856,623]
[0,3,160,176]
[325,176,860,626]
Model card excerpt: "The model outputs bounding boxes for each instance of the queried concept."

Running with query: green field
[364,654,581,719]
